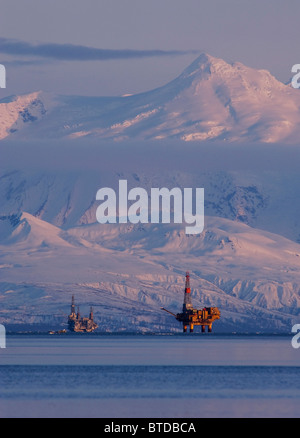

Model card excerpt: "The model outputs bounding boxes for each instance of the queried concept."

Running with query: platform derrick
[68,295,98,333]
[161,272,220,333]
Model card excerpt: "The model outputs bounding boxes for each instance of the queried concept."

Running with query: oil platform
[68,295,98,332]
[161,272,220,333]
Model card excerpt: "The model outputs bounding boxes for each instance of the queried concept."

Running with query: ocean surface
[0,333,300,418]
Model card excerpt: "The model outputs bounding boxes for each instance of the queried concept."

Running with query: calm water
[0,333,300,418]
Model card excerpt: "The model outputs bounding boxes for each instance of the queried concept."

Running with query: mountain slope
[1,53,300,143]
[0,92,55,140]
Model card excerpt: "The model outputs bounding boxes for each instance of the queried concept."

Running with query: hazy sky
[0,0,299,97]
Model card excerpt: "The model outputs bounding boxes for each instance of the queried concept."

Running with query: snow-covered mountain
[0,211,299,333]
[1,53,300,143]
[1,141,300,333]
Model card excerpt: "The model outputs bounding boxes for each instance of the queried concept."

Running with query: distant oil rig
[68,295,98,332]
[161,272,220,332]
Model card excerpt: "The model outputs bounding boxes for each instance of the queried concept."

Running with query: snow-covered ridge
[0,91,56,140]
[1,53,300,143]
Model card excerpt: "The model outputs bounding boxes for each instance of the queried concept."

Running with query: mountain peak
[180,52,241,79]
[182,52,225,71]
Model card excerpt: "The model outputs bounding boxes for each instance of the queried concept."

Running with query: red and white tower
[182,271,193,312]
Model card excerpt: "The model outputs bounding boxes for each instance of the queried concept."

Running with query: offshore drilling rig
[68,295,98,332]
[161,272,220,333]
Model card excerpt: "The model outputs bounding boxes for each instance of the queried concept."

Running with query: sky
[0,0,299,97]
